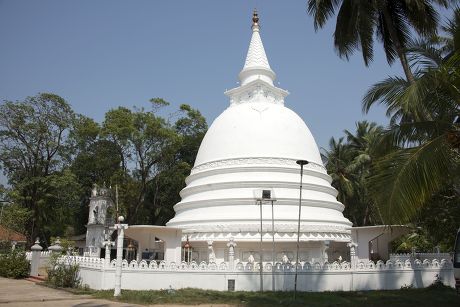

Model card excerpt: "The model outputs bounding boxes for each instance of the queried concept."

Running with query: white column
[227,238,237,271]
[323,241,330,263]
[30,238,42,277]
[207,240,215,263]
[347,242,358,269]
[103,238,114,268]
[114,216,128,297]
[136,243,142,262]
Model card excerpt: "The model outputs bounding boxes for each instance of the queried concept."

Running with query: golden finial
[252,9,259,26]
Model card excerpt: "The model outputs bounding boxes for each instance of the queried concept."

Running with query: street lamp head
[118,216,125,223]
[262,189,271,200]
[296,160,309,166]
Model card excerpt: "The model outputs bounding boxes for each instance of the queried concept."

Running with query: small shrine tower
[85,184,114,257]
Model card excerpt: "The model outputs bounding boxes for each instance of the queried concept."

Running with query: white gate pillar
[30,238,43,277]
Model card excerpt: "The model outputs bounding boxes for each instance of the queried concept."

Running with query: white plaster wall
[79,267,454,292]
[352,227,411,261]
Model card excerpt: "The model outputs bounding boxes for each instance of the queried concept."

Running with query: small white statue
[91,184,98,197]
[248,254,255,263]
[282,254,289,263]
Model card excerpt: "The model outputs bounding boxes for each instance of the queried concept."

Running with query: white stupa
[167,11,352,264]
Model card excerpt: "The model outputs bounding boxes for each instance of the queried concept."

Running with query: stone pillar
[136,243,142,262]
[227,238,237,270]
[114,216,128,297]
[323,241,330,263]
[347,242,358,269]
[103,237,114,267]
[30,238,43,277]
[411,246,416,260]
[49,237,63,254]
[207,240,215,263]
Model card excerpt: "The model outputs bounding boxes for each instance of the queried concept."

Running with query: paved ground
[0,277,139,307]
[0,278,232,307]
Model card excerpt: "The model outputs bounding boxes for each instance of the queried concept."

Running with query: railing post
[227,238,237,271]
[103,237,114,268]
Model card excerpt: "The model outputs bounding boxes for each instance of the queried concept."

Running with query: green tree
[322,121,383,226]
[0,93,79,244]
[361,8,460,223]
[101,104,178,223]
[307,0,448,83]
[145,104,208,225]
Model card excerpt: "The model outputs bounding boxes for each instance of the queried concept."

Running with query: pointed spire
[239,10,276,86]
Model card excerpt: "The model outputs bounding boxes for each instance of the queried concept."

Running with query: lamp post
[270,197,276,291]
[294,159,308,299]
[259,196,263,292]
[114,215,128,297]
[255,189,277,292]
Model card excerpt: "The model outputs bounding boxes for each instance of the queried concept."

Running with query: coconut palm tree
[322,121,384,226]
[307,0,449,83]
[361,8,460,223]
[322,137,354,204]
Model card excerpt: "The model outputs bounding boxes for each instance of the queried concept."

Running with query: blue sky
[0,1,406,167]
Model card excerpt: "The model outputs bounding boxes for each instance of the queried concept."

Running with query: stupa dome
[167,11,352,243]
[194,102,323,167]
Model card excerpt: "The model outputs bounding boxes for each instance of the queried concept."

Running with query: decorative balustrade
[390,253,451,262]
[68,256,452,272]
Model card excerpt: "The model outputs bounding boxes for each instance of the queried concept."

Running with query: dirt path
[0,277,233,307]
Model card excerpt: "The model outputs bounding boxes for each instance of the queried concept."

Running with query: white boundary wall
[69,257,455,292]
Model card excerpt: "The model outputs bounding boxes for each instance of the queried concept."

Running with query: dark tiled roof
[0,225,27,242]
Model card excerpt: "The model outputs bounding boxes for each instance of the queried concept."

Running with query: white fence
[25,250,52,269]
[390,253,451,262]
[68,256,455,292]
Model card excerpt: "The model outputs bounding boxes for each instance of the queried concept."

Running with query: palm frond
[307,0,342,30]
[362,76,409,116]
[368,135,455,224]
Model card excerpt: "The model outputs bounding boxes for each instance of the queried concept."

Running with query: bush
[46,254,81,288]
[0,249,30,279]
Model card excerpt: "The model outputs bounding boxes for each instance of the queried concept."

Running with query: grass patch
[39,281,96,295]
[92,284,460,306]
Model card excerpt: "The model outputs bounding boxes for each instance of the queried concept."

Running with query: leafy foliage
[0,249,30,279]
[322,121,383,226]
[362,8,460,224]
[46,254,81,288]
[0,92,207,245]
[0,93,78,244]
[307,0,448,82]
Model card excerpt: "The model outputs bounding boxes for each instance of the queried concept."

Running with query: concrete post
[30,238,43,277]
[103,238,114,268]
[207,240,215,263]
[323,240,330,263]
[114,216,128,297]
[136,243,142,262]
[49,237,63,254]
[227,238,237,271]
[347,242,358,269]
